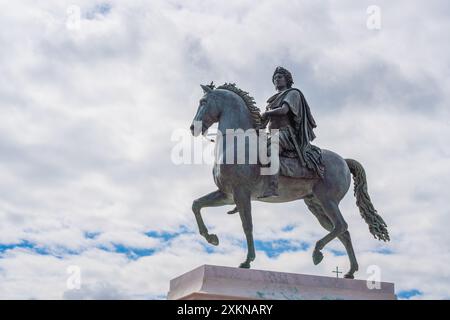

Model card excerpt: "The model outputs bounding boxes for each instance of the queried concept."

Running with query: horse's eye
[200,99,207,105]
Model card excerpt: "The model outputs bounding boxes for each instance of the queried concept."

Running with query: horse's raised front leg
[233,187,255,269]
[192,189,233,246]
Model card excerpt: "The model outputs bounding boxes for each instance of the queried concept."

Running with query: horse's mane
[215,82,262,129]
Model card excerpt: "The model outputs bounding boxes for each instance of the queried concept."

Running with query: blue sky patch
[201,242,216,254]
[374,248,394,255]
[84,231,101,239]
[80,228,192,259]
[254,239,310,258]
[85,3,112,20]
[0,240,76,258]
[398,289,422,299]
[146,226,191,242]
[330,249,346,256]
[281,225,296,232]
[104,244,156,260]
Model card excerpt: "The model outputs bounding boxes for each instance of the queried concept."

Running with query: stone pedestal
[167,265,395,300]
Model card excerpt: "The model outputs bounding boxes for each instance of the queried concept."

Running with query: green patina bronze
[189,67,389,279]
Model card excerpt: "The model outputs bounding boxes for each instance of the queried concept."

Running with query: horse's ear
[200,84,212,94]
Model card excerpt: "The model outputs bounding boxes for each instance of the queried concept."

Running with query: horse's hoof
[344,273,354,279]
[206,234,219,246]
[239,261,251,269]
[227,207,238,215]
[312,250,323,265]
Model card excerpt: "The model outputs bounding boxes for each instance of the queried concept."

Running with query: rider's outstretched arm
[264,102,289,117]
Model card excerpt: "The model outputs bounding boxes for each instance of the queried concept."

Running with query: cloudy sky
[0,0,449,299]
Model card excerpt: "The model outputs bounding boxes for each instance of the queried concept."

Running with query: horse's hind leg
[233,187,255,269]
[305,192,349,262]
[338,231,359,278]
[304,196,358,278]
[192,189,233,246]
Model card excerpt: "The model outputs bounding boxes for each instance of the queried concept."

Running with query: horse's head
[190,82,261,136]
[190,84,221,137]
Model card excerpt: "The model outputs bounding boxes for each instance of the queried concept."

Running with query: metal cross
[332,266,342,278]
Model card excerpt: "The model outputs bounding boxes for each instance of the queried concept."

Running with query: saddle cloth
[279,156,322,179]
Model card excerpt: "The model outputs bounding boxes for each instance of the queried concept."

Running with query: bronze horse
[189,83,389,279]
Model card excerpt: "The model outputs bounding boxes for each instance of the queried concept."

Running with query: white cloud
[0,0,449,299]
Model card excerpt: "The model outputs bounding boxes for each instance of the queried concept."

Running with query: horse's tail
[345,159,390,242]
